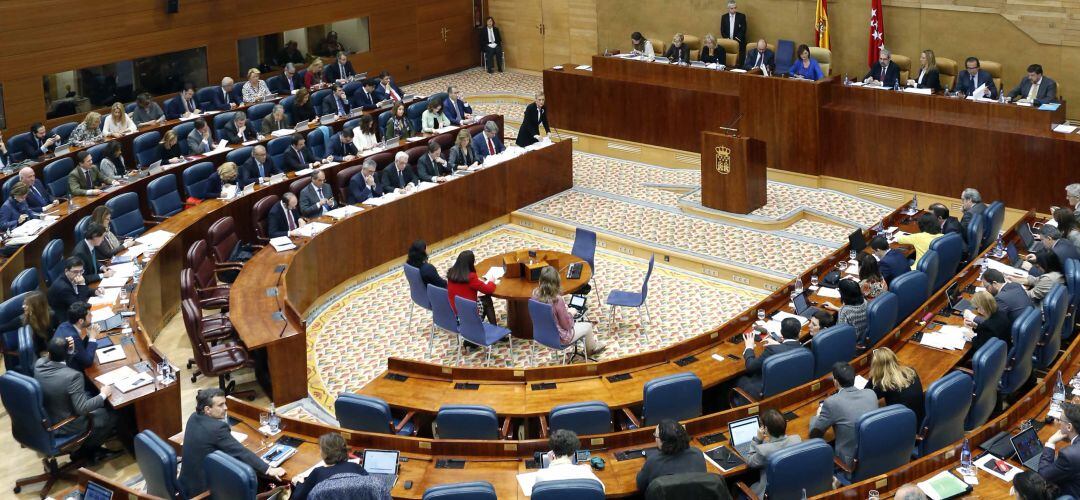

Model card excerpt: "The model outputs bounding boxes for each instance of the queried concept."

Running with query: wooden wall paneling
[415,0,479,78]
[541,0,572,68]
[488,0,544,70]
[567,0,598,65]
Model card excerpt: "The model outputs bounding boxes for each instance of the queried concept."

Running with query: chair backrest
[850,405,917,482]
[134,131,162,168]
[73,215,91,242]
[1036,283,1070,369]
[7,132,34,162]
[435,404,499,439]
[402,264,433,312]
[213,112,234,139]
[10,267,39,296]
[280,95,296,122]
[378,109,393,137]
[105,192,146,237]
[571,227,598,269]
[182,162,216,200]
[965,213,986,258]
[929,232,964,287]
[422,481,498,500]
[426,284,459,334]
[185,239,220,290]
[336,164,363,202]
[14,326,37,376]
[196,86,218,110]
[173,121,196,155]
[1000,306,1041,395]
[982,60,1004,89]
[717,38,740,67]
[251,194,279,244]
[1065,259,1080,340]
[204,450,258,500]
[864,291,898,346]
[640,254,655,301]
[43,157,75,198]
[307,126,329,158]
[0,371,57,456]
[41,238,65,287]
[246,102,275,132]
[311,89,333,115]
[916,371,974,457]
[528,299,566,350]
[966,338,1008,430]
[892,54,912,83]
[335,393,394,434]
[775,39,796,73]
[760,348,814,398]
[549,401,613,436]
[50,122,78,143]
[405,144,428,167]
[938,57,958,89]
[764,438,835,498]
[407,101,427,132]
[1,176,18,201]
[983,201,1005,250]
[644,472,728,500]
[206,216,240,264]
[810,324,856,377]
[454,296,495,346]
[86,143,109,165]
[642,372,702,426]
[267,136,292,168]
[147,174,184,218]
[890,271,929,322]
[916,250,939,296]
[134,430,181,500]
[225,146,252,167]
[288,176,311,199]
[532,478,605,500]
[342,117,362,133]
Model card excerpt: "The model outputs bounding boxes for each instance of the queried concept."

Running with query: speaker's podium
[700,130,767,214]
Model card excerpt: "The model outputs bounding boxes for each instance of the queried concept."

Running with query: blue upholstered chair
[204,451,260,500]
[890,270,928,322]
[43,158,75,199]
[982,201,1005,250]
[280,95,296,123]
[916,250,939,296]
[435,405,502,440]
[182,162,216,200]
[999,307,1041,397]
[41,239,65,287]
[7,132,35,162]
[10,267,39,296]
[1,176,18,201]
[225,146,252,169]
[736,439,834,498]
[196,86,218,111]
[775,39,796,73]
[929,232,964,287]
[134,430,182,499]
[530,299,590,364]
[133,131,162,167]
[407,100,427,132]
[532,479,605,500]
[311,89,333,115]
[863,291,898,347]
[13,326,37,377]
[307,126,330,158]
[915,371,973,457]
[213,112,235,140]
[334,393,416,435]
[1,293,29,371]
[571,227,603,303]
[172,122,196,156]
[736,348,814,403]
[426,285,459,359]
[455,296,513,366]
[245,102,275,132]
[811,324,856,377]
[548,401,613,436]
[73,215,91,243]
[378,109,393,138]
[403,263,434,340]
[1035,284,1069,369]
[639,372,701,427]
[1066,259,1080,340]
[342,117,362,133]
[966,338,1007,430]
[606,254,655,340]
[839,405,917,483]
[964,213,985,260]
[147,175,184,219]
[422,481,497,500]
[50,122,77,143]
[267,136,292,169]
[105,192,147,237]
[86,143,109,165]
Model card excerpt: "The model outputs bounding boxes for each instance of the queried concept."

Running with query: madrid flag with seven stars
[868,0,885,67]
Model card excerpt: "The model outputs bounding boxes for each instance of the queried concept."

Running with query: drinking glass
[849,250,857,261]
[868,490,880,500]
[756,309,766,322]
[259,412,269,428]
[810,275,819,288]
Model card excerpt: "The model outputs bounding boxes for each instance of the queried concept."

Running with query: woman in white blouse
[241,68,273,103]
[351,114,379,152]
[102,102,137,138]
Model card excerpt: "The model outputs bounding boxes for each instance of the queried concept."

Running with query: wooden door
[489,0,544,71]
[541,0,571,68]
[415,0,477,77]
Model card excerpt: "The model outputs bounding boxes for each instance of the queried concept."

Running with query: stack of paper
[135,231,174,249]
[435,125,458,134]
[984,258,1027,278]
[773,311,808,326]
[816,287,841,299]
[95,365,137,386]
[293,168,315,177]
[11,219,47,237]
[110,262,138,279]
[575,65,592,71]
[904,87,933,95]
[1053,124,1078,134]
[294,222,330,238]
[516,472,540,495]
[89,288,121,306]
[920,326,969,350]
[271,129,295,138]
[116,372,153,393]
[974,453,1022,481]
[325,205,363,220]
[270,237,296,252]
[98,275,129,288]
[483,266,505,282]
[95,344,127,364]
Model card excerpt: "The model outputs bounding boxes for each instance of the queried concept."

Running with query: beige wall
[593,0,1079,118]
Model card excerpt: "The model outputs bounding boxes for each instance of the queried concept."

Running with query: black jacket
[222,121,257,144]
[47,275,92,325]
[380,166,417,193]
[416,154,450,182]
[516,102,549,148]
[282,145,315,172]
[663,44,691,64]
[267,201,301,238]
[72,239,104,283]
[913,68,942,91]
[720,12,747,44]
[178,412,270,497]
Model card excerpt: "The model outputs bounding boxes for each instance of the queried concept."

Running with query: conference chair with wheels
[334,393,417,436]
[179,270,234,342]
[532,479,605,500]
[182,299,254,399]
[335,164,363,203]
[890,271,929,322]
[0,371,94,497]
[12,326,37,377]
[455,296,513,366]
[1035,283,1069,369]
[377,110,393,139]
[422,481,497,500]
[133,131,162,168]
[937,57,958,90]
[835,405,917,484]
[607,254,655,340]
[105,192,151,237]
[342,117,362,134]
[133,430,182,500]
[225,146,252,171]
[964,213,985,261]
[73,215,91,242]
[434,404,511,440]
[250,195,278,245]
[41,239,65,287]
[964,338,1007,430]
[735,439,835,499]
[892,54,912,83]
[732,348,814,403]
[624,372,702,429]
[545,401,613,437]
[929,232,964,283]
[861,291,898,348]
[206,216,262,273]
[7,132,35,162]
[147,175,184,219]
[998,306,1041,398]
[426,284,459,358]
[914,371,974,457]
[182,162,217,201]
[183,240,233,311]
[529,299,591,364]
[43,158,75,199]
[645,472,729,500]
[982,201,1005,250]
[811,324,856,377]
[402,264,434,335]
[571,227,604,306]
[916,250,940,296]
[10,267,40,296]
[195,86,218,111]
[204,451,284,500]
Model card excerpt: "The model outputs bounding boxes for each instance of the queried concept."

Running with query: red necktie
[388,86,400,101]
[487,137,495,155]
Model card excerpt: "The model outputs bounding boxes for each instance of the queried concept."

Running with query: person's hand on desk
[821,302,839,312]
[102,267,115,279]
[742,330,757,351]
[343,155,356,162]
[98,384,114,401]
[266,466,286,480]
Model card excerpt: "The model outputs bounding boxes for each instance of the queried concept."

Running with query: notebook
[1010,426,1044,470]
[728,415,760,459]
[362,449,399,490]
[792,291,820,319]
[946,282,973,313]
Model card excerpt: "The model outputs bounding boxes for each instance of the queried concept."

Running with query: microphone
[267,264,290,337]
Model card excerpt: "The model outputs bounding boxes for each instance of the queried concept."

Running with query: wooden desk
[475,249,591,339]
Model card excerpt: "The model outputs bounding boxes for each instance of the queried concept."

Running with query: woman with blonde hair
[447,129,478,171]
[532,266,605,356]
[964,290,1011,352]
[699,33,725,65]
[241,68,273,103]
[663,32,690,63]
[157,129,183,164]
[304,59,326,89]
[102,102,137,137]
[867,347,924,422]
[69,112,104,144]
[201,162,238,201]
[908,49,941,90]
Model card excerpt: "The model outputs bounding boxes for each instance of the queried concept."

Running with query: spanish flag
[815,0,830,49]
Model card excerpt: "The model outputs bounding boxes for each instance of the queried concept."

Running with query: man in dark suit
[863,49,901,88]
[222,113,257,144]
[325,52,356,83]
[347,159,382,204]
[953,56,998,99]
[929,203,963,236]
[18,167,55,210]
[322,84,352,117]
[416,142,451,183]
[52,301,99,372]
[267,192,304,238]
[734,317,806,400]
[48,258,97,324]
[73,223,114,284]
[743,39,775,71]
[271,64,304,94]
[1026,226,1080,276]
[869,236,908,286]
[206,77,238,111]
[380,152,417,193]
[164,83,201,120]
[972,269,1033,326]
[329,129,359,162]
[34,338,118,462]
[373,72,404,103]
[68,151,109,197]
[299,170,336,218]
[516,92,550,148]
[18,123,60,162]
[959,188,988,234]
[479,17,504,73]
[282,134,321,172]
[720,1,748,65]
[1007,64,1058,104]
[238,145,281,188]
[472,121,504,163]
[178,388,285,497]
[187,118,214,155]
[1041,402,1080,497]
[443,85,473,125]
[351,79,379,111]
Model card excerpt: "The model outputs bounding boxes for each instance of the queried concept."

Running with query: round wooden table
[475,249,592,339]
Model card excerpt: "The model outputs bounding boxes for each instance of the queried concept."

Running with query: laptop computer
[792,291,820,319]
[848,229,868,254]
[946,281,973,313]
[1006,243,1020,267]
[1010,427,1044,470]
[1018,223,1045,253]
[727,415,760,459]
[83,480,114,500]
[95,313,124,331]
[363,449,399,490]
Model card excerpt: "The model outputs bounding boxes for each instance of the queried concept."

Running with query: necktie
[84,169,92,188]
[284,203,296,229]
[454,100,461,119]
[288,77,295,92]
[881,66,886,81]
[296,149,304,165]
[187,99,194,112]
[257,162,265,178]
[336,98,345,115]
[756,52,762,67]
[339,64,346,78]
[487,136,495,155]
[223,89,230,104]
[30,185,40,201]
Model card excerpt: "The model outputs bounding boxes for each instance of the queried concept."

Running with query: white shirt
[917,68,927,85]
[533,458,605,491]
[102,114,137,135]
[352,128,378,151]
[487,27,496,48]
[728,14,736,40]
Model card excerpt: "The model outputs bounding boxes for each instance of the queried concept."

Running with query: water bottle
[268,402,280,433]
[842,73,849,86]
[909,195,918,212]
[960,438,973,474]
[893,79,900,91]
[801,488,808,500]
[1055,372,1067,404]
[794,278,804,295]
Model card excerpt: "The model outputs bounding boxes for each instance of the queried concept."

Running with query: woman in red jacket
[446,250,499,324]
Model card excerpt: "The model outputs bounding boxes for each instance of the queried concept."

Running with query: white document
[212,139,229,152]
[848,81,866,87]
[125,244,148,259]
[110,262,138,279]
[95,365,137,386]
[231,431,248,444]
[95,344,127,364]
[241,139,259,146]
[516,472,539,495]
[1053,124,1078,134]
[88,288,121,306]
[270,237,296,252]
[483,266,505,282]
[135,230,174,248]
[773,311,808,326]
[11,219,47,237]
[983,258,1027,278]
[729,68,747,73]
[756,319,782,336]
[974,453,1022,481]
[116,372,153,392]
[903,87,933,95]
[91,307,116,323]
[435,125,458,134]
[854,375,869,390]
[270,129,295,138]
[816,287,841,299]
[219,184,238,199]
[294,222,330,238]
[575,65,592,71]
[293,168,315,177]
[98,275,129,288]
[972,83,989,99]
[325,205,363,220]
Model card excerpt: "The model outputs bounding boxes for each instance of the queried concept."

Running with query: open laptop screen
[363,449,399,475]
[1010,427,1042,464]
[728,416,760,447]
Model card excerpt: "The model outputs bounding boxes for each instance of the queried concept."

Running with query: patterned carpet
[305,225,764,415]
[403,67,542,97]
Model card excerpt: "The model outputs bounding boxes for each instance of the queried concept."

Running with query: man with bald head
[238,145,280,188]
[743,39,774,71]
[208,77,238,111]
[19,166,55,210]
[267,192,305,238]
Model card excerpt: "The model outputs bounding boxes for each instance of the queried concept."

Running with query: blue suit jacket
[206,87,237,111]
[347,172,382,204]
[237,158,281,188]
[0,198,38,230]
[373,80,405,103]
[954,70,998,99]
[471,133,504,162]
[994,282,1033,324]
[879,249,910,286]
[25,180,53,210]
[324,61,356,82]
[52,321,97,372]
[443,98,473,125]
[164,96,199,120]
[1040,440,1080,498]
[350,88,378,110]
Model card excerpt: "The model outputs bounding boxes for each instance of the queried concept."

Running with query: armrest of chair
[734,482,759,500]
[199,284,232,293]
[142,219,160,227]
[538,415,549,438]
[214,262,245,271]
[248,243,265,251]
[394,411,416,435]
[255,485,285,500]
[46,415,79,433]
[501,417,513,440]
[189,492,210,500]
[732,386,759,404]
[954,366,974,376]
[149,214,170,222]
[52,412,95,453]
[621,407,642,429]
[833,456,853,474]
